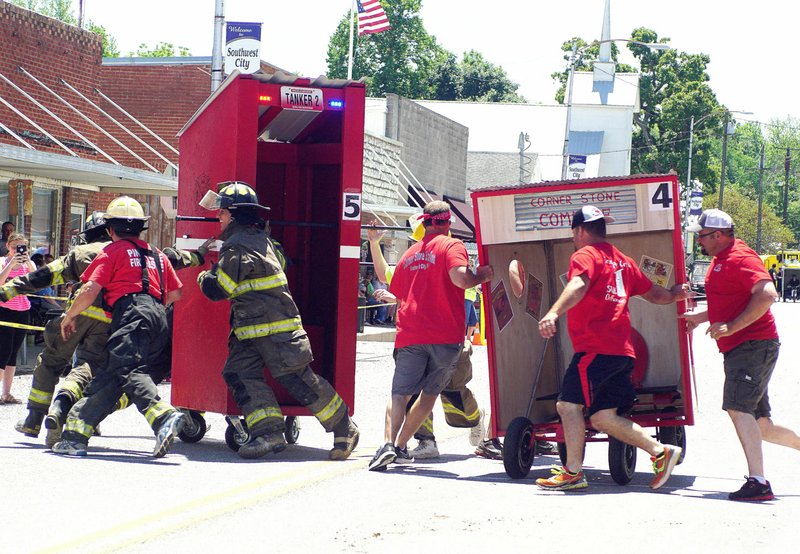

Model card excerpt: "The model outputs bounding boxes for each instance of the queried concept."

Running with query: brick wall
[0,2,103,157]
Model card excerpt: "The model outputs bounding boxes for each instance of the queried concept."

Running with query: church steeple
[599,0,612,62]
[593,0,616,92]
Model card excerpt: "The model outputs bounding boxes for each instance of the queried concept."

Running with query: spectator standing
[0,221,14,257]
[682,209,800,501]
[0,233,36,404]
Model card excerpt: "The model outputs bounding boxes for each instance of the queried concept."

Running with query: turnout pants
[222,330,349,438]
[414,340,481,442]
[25,313,108,414]
[62,294,176,443]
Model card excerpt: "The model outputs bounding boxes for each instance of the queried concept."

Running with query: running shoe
[650,444,682,489]
[729,477,774,502]
[536,466,588,490]
[410,439,440,459]
[368,442,396,471]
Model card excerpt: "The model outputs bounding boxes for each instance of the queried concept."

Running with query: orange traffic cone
[471,328,484,346]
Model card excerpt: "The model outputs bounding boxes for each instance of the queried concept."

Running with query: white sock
[750,475,767,485]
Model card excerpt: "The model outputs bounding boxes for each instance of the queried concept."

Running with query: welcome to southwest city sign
[225,22,261,75]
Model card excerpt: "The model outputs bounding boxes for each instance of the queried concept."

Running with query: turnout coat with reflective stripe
[2,239,112,323]
[198,224,302,340]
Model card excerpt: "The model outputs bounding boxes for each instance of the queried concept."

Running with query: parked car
[690,260,711,294]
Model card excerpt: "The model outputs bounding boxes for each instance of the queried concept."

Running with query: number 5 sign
[342,192,362,220]
[647,181,673,211]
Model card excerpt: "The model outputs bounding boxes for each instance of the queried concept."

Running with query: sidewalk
[356,323,396,343]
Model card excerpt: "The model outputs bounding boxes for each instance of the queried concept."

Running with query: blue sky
[80,0,795,125]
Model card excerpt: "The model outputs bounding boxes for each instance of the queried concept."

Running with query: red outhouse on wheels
[471,174,694,483]
[171,72,366,450]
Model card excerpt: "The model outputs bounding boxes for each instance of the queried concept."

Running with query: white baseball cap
[571,205,616,228]
[687,209,733,232]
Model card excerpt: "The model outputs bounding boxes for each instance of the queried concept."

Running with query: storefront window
[30,188,55,253]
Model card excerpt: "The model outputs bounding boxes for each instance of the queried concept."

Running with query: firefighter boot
[15,409,46,438]
[329,418,360,461]
[43,394,72,448]
[238,433,287,459]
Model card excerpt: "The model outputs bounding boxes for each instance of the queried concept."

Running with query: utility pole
[211,0,225,92]
[757,143,765,254]
[784,147,791,224]
[718,111,729,209]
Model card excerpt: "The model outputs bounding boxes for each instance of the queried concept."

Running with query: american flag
[357,0,391,36]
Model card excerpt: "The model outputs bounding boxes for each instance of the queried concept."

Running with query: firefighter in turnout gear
[198,181,359,460]
[6,212,111,443]
[53,196,185,458]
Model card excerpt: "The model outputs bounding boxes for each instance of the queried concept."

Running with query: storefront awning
[0,143,177,195]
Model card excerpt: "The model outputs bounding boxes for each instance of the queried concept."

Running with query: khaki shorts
[722,339,780,418]
[392,343,462,396]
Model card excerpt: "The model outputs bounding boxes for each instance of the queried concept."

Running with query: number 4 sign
[648,181,673,211]
[342,192,362,220]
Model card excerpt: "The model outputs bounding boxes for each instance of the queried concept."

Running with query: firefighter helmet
[104,196,148,235]
[216,182,270,212]
[79,211,107,243]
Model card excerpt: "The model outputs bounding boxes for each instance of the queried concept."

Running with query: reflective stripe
[215,267,237,296]
[145,401,173,426]
[420,417,434,433]
[79,305,112,323]
[441,399,478,421]
[233,317,302,341]
[464,407,481,423]
[229,273,288,299]
[60,380,84,400]
[314,394,343,424]
[245,406,283,428]
[64,416,94,439]
[117,394,130,410]
[49,259,67,285]
[28,387,53,405]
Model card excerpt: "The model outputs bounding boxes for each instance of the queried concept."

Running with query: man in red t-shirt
[683,209,800,501]
[536,205,689,491]
[368,201,494,471]
[53,196,185,459]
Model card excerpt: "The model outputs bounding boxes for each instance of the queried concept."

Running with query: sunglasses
[697,230,718,239]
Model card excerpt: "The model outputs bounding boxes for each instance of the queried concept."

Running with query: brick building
[0,3,280,254]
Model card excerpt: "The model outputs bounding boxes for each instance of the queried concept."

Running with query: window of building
[30,188,55,253]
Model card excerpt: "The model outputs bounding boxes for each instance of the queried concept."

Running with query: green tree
[88,22,120,57]
[552,28,722,191]
[456,50,525,103]
[132,42,191,58]
[703,188,794,252]
[325,0,523,101]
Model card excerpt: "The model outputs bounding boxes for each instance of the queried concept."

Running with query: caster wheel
[177,411,207,443]
[284,416,300,444]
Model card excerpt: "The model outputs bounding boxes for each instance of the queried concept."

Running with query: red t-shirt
[567,242,653,357]
[389,234,468,348]
[705,239,777,353]
[82,239,182,309]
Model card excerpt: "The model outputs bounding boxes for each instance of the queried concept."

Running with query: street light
[561,38,673,180]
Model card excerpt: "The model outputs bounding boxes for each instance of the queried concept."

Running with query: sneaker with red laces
[729,477,774,502]
[650,444,682,489]
[536,466,588,490]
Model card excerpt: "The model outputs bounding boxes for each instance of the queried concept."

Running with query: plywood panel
[486,230,685,434]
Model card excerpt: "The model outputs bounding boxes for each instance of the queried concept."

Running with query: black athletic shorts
[559,352,636,416]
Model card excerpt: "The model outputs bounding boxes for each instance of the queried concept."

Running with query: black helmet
[79,211,108,243]
[217,182,270,212]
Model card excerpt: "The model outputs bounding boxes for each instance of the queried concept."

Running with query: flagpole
[347,0,356,79]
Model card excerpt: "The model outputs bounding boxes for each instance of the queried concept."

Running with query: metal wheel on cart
[284,416,300,444]
[177,410,207,443]
[224,417,251,452]
[503,417,535,479]
[608,437,637,485]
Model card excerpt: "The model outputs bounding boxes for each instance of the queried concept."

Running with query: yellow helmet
[104,196,148,221]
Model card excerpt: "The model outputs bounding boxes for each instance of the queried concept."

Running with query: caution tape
[25,293,69,301]
[357,301,397,310]
[0,320,45,331]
